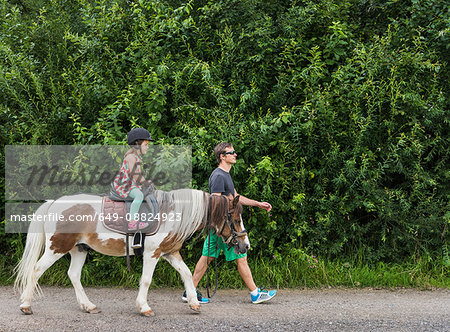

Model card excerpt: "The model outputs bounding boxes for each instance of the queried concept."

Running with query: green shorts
[202,232,247,261]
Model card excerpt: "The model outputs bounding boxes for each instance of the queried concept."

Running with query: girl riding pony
[112,128,153,231]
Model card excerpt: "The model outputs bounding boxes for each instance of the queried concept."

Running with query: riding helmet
[127,128,153,145]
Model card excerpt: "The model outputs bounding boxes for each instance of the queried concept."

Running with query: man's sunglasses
[222,150,237,155]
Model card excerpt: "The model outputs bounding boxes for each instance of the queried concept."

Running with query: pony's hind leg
[19,250,64,314]
[68,248,99,313]
[163,251,200,312]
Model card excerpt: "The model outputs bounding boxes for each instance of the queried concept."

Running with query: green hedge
[1,0,448,269]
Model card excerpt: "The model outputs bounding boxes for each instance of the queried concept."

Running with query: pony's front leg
[163,251,200,312]
[136,251,159,316]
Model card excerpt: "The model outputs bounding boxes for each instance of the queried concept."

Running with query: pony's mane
[209,195,228,229]
[154,189,241,243]
[155,189,208,242]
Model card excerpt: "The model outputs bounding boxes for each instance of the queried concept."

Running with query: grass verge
[1,250,448,290]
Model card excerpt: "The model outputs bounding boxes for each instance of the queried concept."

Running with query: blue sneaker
[182,289,210,304]
[251,288,276,304]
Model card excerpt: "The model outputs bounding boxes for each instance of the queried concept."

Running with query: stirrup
[131,232,143,249]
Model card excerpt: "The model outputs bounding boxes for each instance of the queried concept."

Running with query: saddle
[103,184,161,271]
[102,184,161,235]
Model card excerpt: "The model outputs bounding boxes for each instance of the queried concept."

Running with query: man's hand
[237,193,272,212]
[258,201,272,212]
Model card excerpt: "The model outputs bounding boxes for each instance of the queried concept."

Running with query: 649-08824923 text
[8,212,182,223]
[99,212,182,223]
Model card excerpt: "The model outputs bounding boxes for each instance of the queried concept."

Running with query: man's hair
[214,142,233,163]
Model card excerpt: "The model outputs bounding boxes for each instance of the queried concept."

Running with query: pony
[14,189,249,316]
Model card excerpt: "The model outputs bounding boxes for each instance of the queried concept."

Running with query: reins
[205,195,218,298]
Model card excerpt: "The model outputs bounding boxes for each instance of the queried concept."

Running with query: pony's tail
[14,200,53,299]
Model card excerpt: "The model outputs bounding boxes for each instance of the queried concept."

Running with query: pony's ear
[233,195,240,208]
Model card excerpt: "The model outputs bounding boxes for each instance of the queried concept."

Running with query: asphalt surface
[0,286,449,331]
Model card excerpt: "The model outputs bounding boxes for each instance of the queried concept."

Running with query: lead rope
[206,195,219,299]
[205,228,219,299]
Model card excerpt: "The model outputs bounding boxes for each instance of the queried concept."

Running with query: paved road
[1,286,449,331]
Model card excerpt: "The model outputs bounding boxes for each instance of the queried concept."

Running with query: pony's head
[210,194,250,255]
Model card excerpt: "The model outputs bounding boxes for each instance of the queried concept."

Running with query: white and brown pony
[14,189,249,316]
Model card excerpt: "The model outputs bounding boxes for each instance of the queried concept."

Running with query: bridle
[213,195,248,248]
[205,195,248,298]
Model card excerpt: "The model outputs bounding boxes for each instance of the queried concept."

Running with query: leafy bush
[1,0,448,276]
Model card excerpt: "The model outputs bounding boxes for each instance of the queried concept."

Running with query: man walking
[183,142,277,304]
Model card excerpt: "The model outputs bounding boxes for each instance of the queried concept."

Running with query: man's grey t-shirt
[209,168,235,197]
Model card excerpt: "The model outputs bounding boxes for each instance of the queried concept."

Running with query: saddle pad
[101,197,160,235]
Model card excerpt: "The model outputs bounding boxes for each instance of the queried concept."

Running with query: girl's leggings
[128,188,144,221]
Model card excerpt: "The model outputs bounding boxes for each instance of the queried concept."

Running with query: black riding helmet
[127,128,153,146]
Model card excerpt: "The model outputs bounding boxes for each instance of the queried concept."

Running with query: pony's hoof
[87,307,101,314]
[20,307,33,315]
[141,310,155,317]
[189,304,201,313]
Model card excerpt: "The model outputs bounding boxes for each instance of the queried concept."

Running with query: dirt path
[1,286,449,331]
